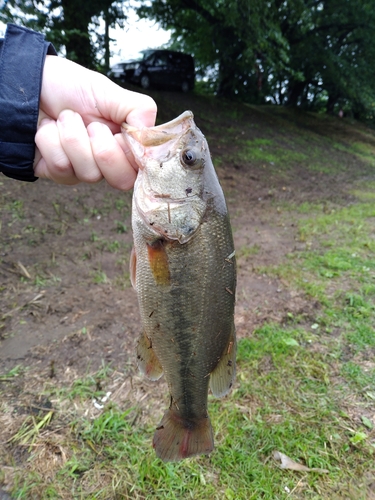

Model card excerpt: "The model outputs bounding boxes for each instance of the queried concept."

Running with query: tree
[0,0,128,69]
[138,0,375,121]
[137,0,289,102]
[275,0,375,117]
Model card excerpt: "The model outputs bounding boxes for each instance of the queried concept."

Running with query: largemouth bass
[122,111,236,462]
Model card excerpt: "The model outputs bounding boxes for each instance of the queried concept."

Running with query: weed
[90,231,99,242]
[236,244,260,259]
[91,270,108,284]
[104,240,121,253]
[30,273,61,287]
[115,220,128,234]
[6,199,24,220]
[114,198,130,212]
[10,411,54,449]
[0,364,23,381]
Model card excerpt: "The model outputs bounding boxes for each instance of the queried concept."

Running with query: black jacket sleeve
[0,24,57,182]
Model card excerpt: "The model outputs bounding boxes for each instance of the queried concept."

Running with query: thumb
[93,77,158,128]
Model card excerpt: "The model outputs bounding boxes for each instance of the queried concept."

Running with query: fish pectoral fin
[209,326,237,398]
[136,332,163,381]
[130,247,137,290]
[153,409,214,462]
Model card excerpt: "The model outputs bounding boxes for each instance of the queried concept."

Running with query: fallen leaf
[273,451,329,474]
[350,431,367,444]
[361,415,373,430]
[17,261,31,279]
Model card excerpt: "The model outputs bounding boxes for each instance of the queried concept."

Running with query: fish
[122,110,236,462]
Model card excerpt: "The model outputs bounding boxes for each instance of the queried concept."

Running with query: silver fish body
[123,111,236,462]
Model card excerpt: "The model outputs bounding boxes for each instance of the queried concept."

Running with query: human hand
[34,55,157,189]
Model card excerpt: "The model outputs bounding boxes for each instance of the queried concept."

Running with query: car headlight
[126,63,140,70]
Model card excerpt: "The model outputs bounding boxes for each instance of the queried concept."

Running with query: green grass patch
[5,325,375,499]
[238,138,308,168]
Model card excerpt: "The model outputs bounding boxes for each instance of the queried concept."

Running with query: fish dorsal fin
[136,332,164,381]
[209,326,236,397]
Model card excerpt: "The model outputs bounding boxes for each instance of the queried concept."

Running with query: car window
[153,53,170,66]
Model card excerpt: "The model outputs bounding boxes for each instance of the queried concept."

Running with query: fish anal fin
[209,326,237,397]
[153,410,214,462]
[137,332,163,381]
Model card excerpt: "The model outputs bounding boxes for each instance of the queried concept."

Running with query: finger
[34,118,78,184]
[57,110,103,183]
[88,122,137,191]
[121,90,158,128]
[34,146,42,167]
[91,75,158,128]
[40,57,158,130]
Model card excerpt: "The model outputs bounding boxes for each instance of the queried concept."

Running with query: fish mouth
[122,110,195,147]
[122,111,196,169]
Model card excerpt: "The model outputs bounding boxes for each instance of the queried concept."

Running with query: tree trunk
[61,0,94,68]
[287,80,306,107]
[326,93,337,115]
[103,10,110,72]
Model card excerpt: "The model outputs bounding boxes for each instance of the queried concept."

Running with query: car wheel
[181,80,190,92]
[140,74,151,89]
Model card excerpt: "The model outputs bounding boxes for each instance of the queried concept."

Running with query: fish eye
[181,149,202,169]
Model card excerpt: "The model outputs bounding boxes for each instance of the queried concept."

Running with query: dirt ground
[0,87,371,382]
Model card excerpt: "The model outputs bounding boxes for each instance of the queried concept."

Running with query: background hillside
[1,88,375,499]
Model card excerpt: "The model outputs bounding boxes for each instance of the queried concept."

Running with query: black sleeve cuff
[0,24,57,182]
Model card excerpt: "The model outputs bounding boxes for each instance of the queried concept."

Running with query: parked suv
[119,49,195,92]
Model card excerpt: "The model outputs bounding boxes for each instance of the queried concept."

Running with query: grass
[2,103,375,498]
[2,319,374,498]
[238,138,309,169]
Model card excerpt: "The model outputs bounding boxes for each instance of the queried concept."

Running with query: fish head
[123,111,225,244]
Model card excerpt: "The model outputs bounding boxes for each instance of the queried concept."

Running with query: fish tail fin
[153,410,214,462]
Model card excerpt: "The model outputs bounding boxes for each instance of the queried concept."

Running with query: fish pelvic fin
[153,410,214,462]
[209,325,237,398]
[136,332,163,381]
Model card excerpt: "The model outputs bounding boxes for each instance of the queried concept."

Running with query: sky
[109,10,171,65]
[0,8,171,65]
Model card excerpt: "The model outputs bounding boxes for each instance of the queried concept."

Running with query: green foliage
[138,0,285,101]
[275,0,375,120]
[0,0,128,69]
[138,0,375,122]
